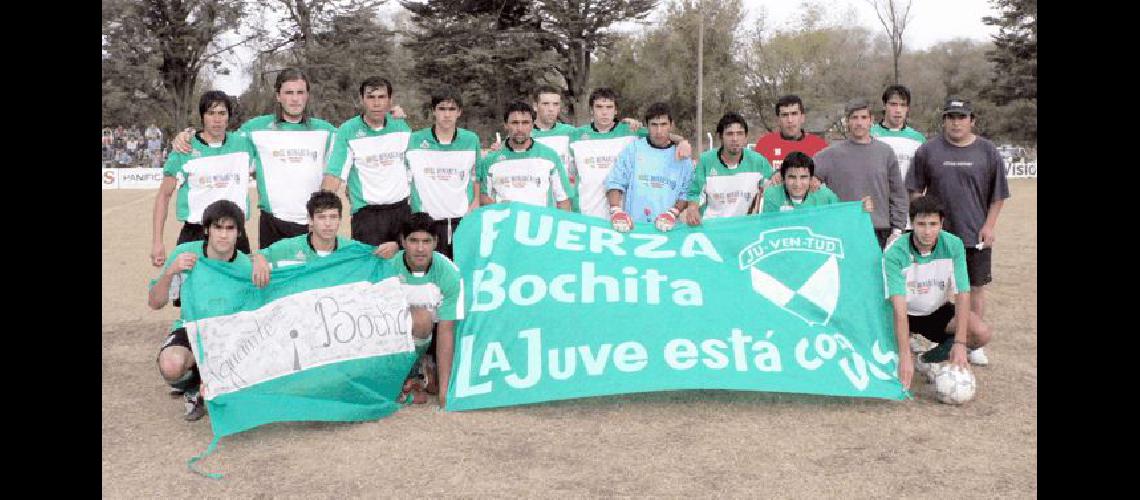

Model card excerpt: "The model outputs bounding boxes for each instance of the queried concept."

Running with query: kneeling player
[147,200,252,421]
[883,195,992,389]
[389,212,463,407]
[251,191,397,285]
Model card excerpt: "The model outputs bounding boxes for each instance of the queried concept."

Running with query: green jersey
[149,241,252,332]
[239,115,337,225]
[531,122,577,181]
[404,127,482,220]
[259,234,366,269]
[478,141,571,207]
[567,122,647,217]
[687,148,773,219]
[882,230,971,316]
[162,131,253,223]
[870,123,925,182]
[760,184,841,213]
[391,250,464,322]
[325,114,413,213]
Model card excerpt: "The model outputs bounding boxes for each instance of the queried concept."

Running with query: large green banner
[447,202,907,411]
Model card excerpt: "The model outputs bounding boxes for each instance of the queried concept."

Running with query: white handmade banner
[186,277,414,399]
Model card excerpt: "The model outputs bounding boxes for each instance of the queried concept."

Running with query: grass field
[102,180,1037,497]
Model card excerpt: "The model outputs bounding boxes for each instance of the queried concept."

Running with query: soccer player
[753,95,830,173]
[759,152,844,213]
[870,85,926,189]
[151,91,253,268]
[386,212,464,407]
[251,191,397,284]
[883,195,992,389]
[172,68,337,249]
[814,98,908,248]
[404,85,482,259]
[148,199,252,421]
[908,97,1010,366]
[682,112,773,224]
[605,102,694,233]
[320,76,413,247]
[568,88,692,218]
[530,86,578,186]
[478,101,572,210]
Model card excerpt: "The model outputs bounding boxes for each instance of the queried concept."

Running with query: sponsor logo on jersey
[272,148,321,164]
[738,227,845,326]
[907,277,946,295]
[194,172,242,189]
[636,174,677,190]
[424,166,468,182]
[774,148,781,156]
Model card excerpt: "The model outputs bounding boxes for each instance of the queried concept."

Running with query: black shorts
[351,199,411,246]
[909,303,955,343]
[178,222,251,254]
[430,217,463,260]
[157,327,191,360]
[259,210,309,249]
[874,228,892,249]
[964,247,993,287]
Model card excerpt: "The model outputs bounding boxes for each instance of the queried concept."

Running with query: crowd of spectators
[102,124,168,168]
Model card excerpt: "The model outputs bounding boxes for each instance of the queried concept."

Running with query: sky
[211,0,1000,96]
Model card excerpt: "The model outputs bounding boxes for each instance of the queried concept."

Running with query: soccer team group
[145,67,1009,420]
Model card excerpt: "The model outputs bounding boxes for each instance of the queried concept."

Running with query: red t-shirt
[753,132,830,169]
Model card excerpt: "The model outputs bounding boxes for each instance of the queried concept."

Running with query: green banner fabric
[182,246,417,440]
[447,202,907,411]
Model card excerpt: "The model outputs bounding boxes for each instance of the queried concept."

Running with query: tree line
[102,0,1035,146]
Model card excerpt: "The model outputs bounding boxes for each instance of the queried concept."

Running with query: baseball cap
[844,98,871,117]
[942,97,972,116]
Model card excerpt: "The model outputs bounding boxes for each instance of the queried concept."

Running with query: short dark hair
[775,95,805,114]
[715,112,748,136]
[504,100,536,122]
[533,85,562,101]
[909,195,946,221]
[431,85,463,109]
[198,91,233,123]
[400,212,436,239]
[780,151,815,178]
[306,190,342,218]
[588,87,619,107]
[360,76,393,98]
[882,85,912,106]
[644,102,672,123]
[201,199,246,241]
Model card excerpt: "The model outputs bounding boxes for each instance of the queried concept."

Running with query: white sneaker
[968,347,989,366]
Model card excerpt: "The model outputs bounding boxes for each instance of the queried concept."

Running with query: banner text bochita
[447,203,906,411]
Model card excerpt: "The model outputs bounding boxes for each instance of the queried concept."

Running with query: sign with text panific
[446,203,907,411]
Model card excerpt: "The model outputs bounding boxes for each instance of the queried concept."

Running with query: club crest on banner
[737,226,845,326]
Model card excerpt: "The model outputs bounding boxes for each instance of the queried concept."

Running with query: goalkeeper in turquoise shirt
[603,102,694,233]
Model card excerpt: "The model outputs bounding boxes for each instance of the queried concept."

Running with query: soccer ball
[932,365,976,405]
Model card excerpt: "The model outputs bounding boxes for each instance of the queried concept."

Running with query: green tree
[982,0,1036,104]
[102,0,245,132]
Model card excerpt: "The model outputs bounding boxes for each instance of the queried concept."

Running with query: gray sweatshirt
[813,139,908,230]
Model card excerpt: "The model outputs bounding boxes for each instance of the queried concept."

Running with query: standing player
[320,77,413,247]
[151,91,253,268]
[148,200,252,421]
[814,98,907,248]
[908,97,1009,366]
[530,86,578,191]
[681,112,773,224]
[883,195,992,388]
[478,101,572,210]
[404,85,482,259]
[386,213,464,407]
[605,102,694,232]
[567,87,645,217]
[871,85,926,186]
[172,68,337,249]
[753,95,830,174]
